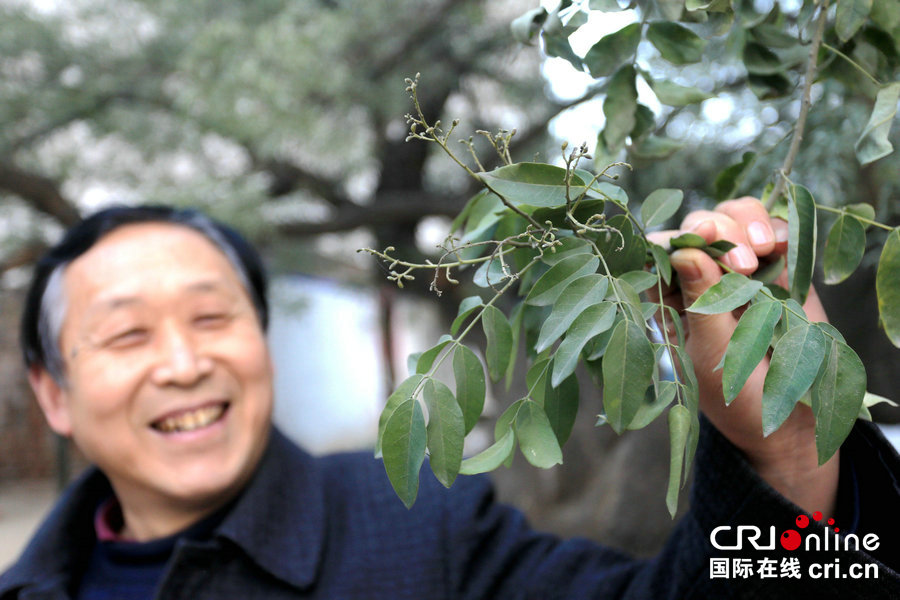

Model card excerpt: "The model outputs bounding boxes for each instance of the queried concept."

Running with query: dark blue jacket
[2,420,898,599]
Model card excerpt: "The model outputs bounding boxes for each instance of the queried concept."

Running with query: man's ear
[28,366,73,437]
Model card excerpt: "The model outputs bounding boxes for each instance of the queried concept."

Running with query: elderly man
[1,201,897,599]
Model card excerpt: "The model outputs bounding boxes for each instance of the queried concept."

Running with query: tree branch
[768,2,830,208]
[0,242,48,274]
[6,92,124,153]
[275,191,465,236]
[0,161,80,226]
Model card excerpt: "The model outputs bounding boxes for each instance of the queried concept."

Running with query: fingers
[680,210,756,275]
[717,197,778,257]
[669,247,738,349]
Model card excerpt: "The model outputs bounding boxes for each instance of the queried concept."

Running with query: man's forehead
[62,222,245,305]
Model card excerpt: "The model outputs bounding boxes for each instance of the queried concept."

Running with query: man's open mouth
[151,402,229,433]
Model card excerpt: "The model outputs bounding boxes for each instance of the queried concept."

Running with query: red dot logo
[812,511,823,521]
[795,515,809,528]
[827,518,835,526]
[780,530,802,551]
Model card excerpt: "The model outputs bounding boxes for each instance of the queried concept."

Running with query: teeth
[155,404,226,433]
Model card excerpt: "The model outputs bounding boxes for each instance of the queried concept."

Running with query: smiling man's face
[32,222,274,538]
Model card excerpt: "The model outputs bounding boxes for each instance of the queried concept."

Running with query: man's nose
[150,324,213,386]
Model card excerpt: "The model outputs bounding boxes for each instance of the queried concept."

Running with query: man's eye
[195,313,228,327]
[108,328,148,347]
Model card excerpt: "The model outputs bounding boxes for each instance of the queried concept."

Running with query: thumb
[669,248,738,359]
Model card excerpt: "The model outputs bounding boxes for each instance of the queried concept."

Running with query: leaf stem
[414,256,543,397]
[814,203,895,231]
[821,43,881,86]
[767,1,830,210]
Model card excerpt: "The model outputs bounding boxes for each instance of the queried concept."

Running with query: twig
[767,1,830,210]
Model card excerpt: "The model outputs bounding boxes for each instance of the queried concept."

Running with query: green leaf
[722,299,782,404]
[451,296,484,335]
[666,404,691,517]
[459,429,516,475]
[542,30,584,71]
[586,312,625,360]
[647,77,712,107]
[630,135,685,159]
[816,321,847,344]
[415,335,454,374]
[649,242,673,285]
[856,82,900,165]
[845,203,876,226]
[656,0,685,20]
[451,189,488,234]
[669,232,707,249]
[673,346,700,476]
[714,152,757,201]
[543,371,579,445]
[620,270,658,293]
[787,184,817,304]
[515,400,564,468]
[376,374,425,458]
[478,163,589,210]
[743,41,784,75]
[423,380,465,488]
[526,253,600,306]
[589,181,631,206]
[495,399,524,441]
[473,255,513,288]
[592,214,646,276]
[641,188,684,228]
[836,0,874,42]
[552,302,617,386]
[601,320,656,433]
[602,65,638,151]
[823,214,866,284]
[811,338,866,465]
[532,198,606,229]
[541,237,595,265]
[536,274,608,352]
[687,272,763,314]
[453,345,486,434]
[382,398,427,508]
[630,104,657,142]
[609,276,645,325]
[752,255,786,285]
[482,305,513,382]
[646,22,708,65]
[762,324,827,436]
[864,391,899,409]
[871,0,900,31]
[748,73,792,100]
[628,380,677,430]
[505,301,525,389]
[584,23,641,78]
[750,24,802,48]
[876,228,900,347]
[703,240,737,258]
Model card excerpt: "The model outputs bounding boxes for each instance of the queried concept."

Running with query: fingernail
[747,221,773,247]
[727,246,757,270]
[773,220,789,243]
[689,219,714,234]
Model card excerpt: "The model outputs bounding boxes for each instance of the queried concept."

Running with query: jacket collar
[211,426,326,590]
[0,427,326,595]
